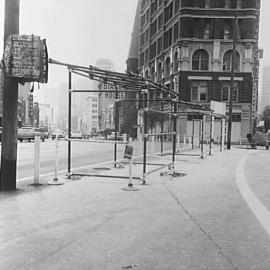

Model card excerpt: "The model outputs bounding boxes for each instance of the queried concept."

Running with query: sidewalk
[1,145,270,270]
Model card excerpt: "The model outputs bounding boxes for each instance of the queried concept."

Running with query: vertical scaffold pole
[209,114,213,156]
[192,120,195,150]
[201,119,204,159]
[68,70,72,176]
[161,102,164,154]
[172,100,177,168]
[114,85,119,168]
[142,86,148,184]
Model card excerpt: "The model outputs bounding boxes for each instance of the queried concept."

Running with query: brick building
[129,0,261,142]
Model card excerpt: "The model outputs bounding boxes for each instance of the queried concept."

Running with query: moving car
[71,130,83,139]
[52,129,65,140]
[18,127,45,142]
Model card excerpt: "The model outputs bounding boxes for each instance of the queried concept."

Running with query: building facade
[260,66,270,113]
[132,0,261,142]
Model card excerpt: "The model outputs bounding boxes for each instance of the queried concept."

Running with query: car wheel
[19,139,23,142]
[28,139,31,142]
[266,145,269,150]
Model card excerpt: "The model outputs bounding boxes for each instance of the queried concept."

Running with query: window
[157,62,162,81]
[173,22,179,43]
[92,98,97,102]
[164,2,173,23]
[164,27,172,49]
[191,82,208,102]
[164,57,171,77]
[92,115,97,119]
[92,104,97,107]
[173,52,178,73]
[192,49,209,71]
[221,83,238,102]
[157,37,162,55]
[150,66,155,81]
[223,50,240,72]
[158,14,163,30]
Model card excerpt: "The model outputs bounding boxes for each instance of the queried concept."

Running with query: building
[129,0,261,142]
[259,66,270,113]
[95,59,117,132]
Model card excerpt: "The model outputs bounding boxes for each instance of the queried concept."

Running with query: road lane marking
[236,153,270,236]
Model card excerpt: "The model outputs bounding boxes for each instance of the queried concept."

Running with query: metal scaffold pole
[142,87,148,185]
[68,70,72,176]
[172,101,177,167]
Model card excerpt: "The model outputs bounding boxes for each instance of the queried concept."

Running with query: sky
[0,0,269,100]
[0,0,138,102]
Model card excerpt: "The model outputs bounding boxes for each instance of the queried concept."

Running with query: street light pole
[0,0,20,191]
[227,15,238,150]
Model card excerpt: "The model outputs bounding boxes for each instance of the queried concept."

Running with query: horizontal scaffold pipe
[65,138,129,144]
[146,132,175,137]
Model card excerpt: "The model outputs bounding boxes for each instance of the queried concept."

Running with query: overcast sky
[0,0,269,97]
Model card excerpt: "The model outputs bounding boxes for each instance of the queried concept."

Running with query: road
[16,139,175,181]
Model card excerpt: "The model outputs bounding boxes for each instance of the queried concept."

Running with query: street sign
[3,34,48,83]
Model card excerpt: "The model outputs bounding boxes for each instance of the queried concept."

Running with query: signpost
[1,6,48,191]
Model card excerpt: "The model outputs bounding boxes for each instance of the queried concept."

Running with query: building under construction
[126,0,261,142]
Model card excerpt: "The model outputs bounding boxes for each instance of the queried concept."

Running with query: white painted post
[184,134,186,148]
[138,133,142,158]
[151,136,155,153]
[128,158,133,186]
[34,133,41,185]
[47,135,65,185]
[122,157,139,191]
[54,136,59,181]
[221,118,225,152]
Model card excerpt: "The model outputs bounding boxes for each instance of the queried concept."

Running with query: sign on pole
[3,34,48,83]
[210,101,226,116]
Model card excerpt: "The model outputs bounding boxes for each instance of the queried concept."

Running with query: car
[107,132,124,141]
[71,130,83,139]
[52,129,65,140]
[39,125,49,139]
[18,127,45,142]
[248,132,270,150]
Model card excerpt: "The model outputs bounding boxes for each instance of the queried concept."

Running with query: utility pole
[227,15,238,150]
[0,0,20,191]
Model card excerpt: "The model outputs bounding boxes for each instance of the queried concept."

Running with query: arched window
[192,49,209,71]
[222,50,240,72]
[164,57,171,77]
[173,52,178,73]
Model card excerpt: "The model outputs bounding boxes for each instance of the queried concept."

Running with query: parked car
[71,130,83,139]
[39,125,49,138]
[18,127,45,142]
[107,132,124,141]
[248,132,270,150]
[52,129,65,140]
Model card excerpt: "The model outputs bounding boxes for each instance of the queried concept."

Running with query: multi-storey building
[129,0,261,142]
[259,66,270,113]
[95,59,122,133]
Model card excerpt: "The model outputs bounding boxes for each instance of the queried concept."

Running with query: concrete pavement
[1,146,270,270]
